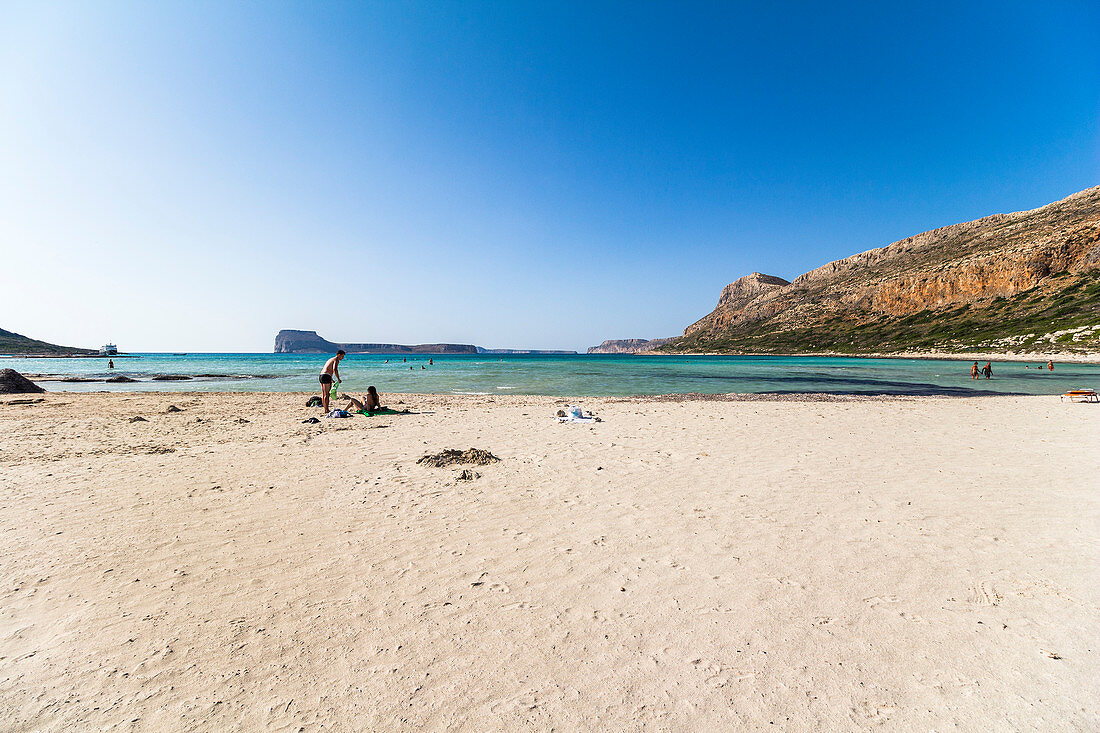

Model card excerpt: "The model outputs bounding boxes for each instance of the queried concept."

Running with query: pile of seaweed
[417,448,500,468]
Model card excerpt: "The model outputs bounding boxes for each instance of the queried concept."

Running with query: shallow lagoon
[6,353,1097,397]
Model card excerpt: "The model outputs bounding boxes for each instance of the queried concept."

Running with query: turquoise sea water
[5,353,1098,397]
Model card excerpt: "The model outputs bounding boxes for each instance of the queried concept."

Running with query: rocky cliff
[681,274,791,338]
[666,186,1100,354]
[274,330,478,354]
[588,338,674,354]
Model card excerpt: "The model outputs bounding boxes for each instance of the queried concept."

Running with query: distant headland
[587,338,674,354]
[274,330,575,355]
[0,328,101,357]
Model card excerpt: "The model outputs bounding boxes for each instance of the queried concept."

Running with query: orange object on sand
[1061,389,1098,403]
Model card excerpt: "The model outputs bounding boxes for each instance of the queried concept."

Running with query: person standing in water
[319,350,345,412]
[970,361,980,379]
[1047,359,1054,371]
[107,359,114,369]
[982,362,993,379]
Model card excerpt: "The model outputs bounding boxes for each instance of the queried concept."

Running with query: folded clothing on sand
[556,405,601,423]
[326,409,350,418]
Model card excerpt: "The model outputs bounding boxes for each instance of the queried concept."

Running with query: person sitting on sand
[970,361,980,379]
[345,385,383,413]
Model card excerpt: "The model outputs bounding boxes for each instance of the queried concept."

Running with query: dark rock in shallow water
[0,369,45,394]
[106,375,137,383]
[152,375,192,381]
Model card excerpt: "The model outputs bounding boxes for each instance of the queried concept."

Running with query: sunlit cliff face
[675,187,1100,350]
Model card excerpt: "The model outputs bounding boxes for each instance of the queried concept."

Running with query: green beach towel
[355,407,400,416]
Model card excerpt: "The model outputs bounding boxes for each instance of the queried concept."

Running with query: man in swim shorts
[320,350,345,413]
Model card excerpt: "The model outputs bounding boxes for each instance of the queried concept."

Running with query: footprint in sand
[772,576,806,590]
[501,601,539,611]
[489,690,541,714]
[470,572,509,593]
[421,601,455,611]
[862,594,900,607]
[851,701,898,724]
[690,658,755,687]
[967,581,1003,606]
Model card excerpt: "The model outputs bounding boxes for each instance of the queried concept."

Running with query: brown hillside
[668,186,1100,354]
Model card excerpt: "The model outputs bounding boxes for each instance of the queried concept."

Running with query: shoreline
[651,349,1100,363]
[3,389,1036,402]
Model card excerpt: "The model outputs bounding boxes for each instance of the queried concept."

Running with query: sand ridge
[0,392,1097,730]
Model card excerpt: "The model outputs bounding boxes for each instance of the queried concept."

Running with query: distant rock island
[477,347,578,355]
[660,185,1100,355]
[587,338,674,354]
[0,328,96,356]
[275,330,478,354]
[275,330,577,355]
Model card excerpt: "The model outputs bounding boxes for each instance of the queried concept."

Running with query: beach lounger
[1061,388,1098,403]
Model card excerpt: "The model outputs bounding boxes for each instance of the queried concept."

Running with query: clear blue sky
[1,1,1097,352]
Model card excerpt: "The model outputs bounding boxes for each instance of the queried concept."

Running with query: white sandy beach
[1,391,1097,730]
